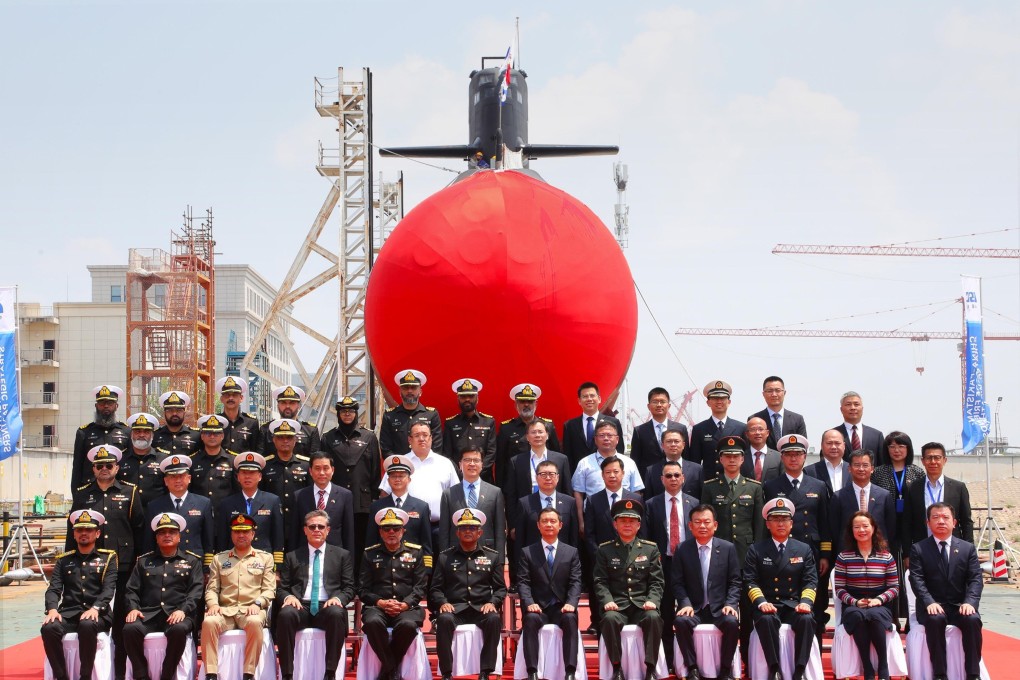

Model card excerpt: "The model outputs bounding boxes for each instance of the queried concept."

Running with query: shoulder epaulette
[302,420,314,427]
[185,550,202,559]
[640,539,658,546]
[385,406,395,412]
[425,406,435,411]
[366,543,382,550]
[540,416,553,422]
[226,450,239,456]
[137,551,153,558]
[439,546,456,554]
[79,423,88,430]
[403,542,421,549]
[295,454,310,462]
[98,548,116,554]
[445,414,458,421]
[264,455,277,462]
[154,446,170,454]
[501,418,514,425]
[599,539,614,547]
[76,482,91,491]
[745,478,762,485]
[55,550,73,559]
[482,545,497,553]
[479,412,493,418]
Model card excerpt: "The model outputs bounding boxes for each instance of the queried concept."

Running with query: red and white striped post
[991,541,1009,581]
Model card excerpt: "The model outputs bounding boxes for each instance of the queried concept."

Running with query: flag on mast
[0,287,23,461]
[499,43,513,105]
[961,275,990,453]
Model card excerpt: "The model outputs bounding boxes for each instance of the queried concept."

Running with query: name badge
[789,556,804,564]
[896,499,904,513]
[762,557,773,564]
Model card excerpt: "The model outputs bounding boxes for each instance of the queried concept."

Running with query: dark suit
[216,491,285,565]
[583,489,646,559]
[830,484,896,554]
[833,423,886,464]
[630,419,689,478]
[514,492,579,558]
[805,459,850,496]
[437,480,506,558]
[145,492,216,567]
[294,483,356,554]
[905,476,974,546]
[687,417,747,480]
[504,449,572,507]
[366,495,433,557]
[909,537,984,677]
[495,416,561,487]
[562,413,624,470]
[518,541,583,673]
[671,537,741,674]
[750,408,807,451]
[642,459,703,501]
[275,543,356,677]
[747,448,782,484]
[645,490,698,660]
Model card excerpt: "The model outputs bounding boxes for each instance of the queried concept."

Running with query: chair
[830,572,907,679]
[292,628,348,679]
[904,570,991,680]
[201,629,276,680]
[43,631,115,680]
[512,624,588,680]
[748,625,824,680]
[672,625,741,679]
[597,624,670,680]
[450,623,504,677]
[356,628,430,680]
[124,632,196,680]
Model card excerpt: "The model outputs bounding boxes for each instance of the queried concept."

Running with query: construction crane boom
[773,244,1020,259]
[675,328,1020,340]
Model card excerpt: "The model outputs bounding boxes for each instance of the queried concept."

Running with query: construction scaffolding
[125,207,215,421]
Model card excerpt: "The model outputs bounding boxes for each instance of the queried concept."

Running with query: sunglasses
[662,473,682,479]
[380,526,403,532]
[93,462,116,470]
[305,524,328,531]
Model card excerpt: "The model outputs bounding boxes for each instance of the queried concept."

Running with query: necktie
[778,542,785,559]
[394,496,402,508]
[669,497,681,555]
[851,425,861,451]
[716,419,724,434]
[859,487,867,511]
[245,496,252,515]
[655,423,664,449]
[772,413,781,439]
[791,478,799,490]
[729,480,736,493]
[546,545,555,576]
[544,496,553,509]
[317,489,326,510]
[467,483,477,509]
[585,416,595,448]
[310,549,322,615]
[754,452,763,481]
[699,544,710,609]
[174,497,182,512]
[610,492,618,507]
[940,540,949,569]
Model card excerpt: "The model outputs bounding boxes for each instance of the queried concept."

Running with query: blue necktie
[310,549,321,615]
[245,496,252,515]
[546,545,555,576]
[545,496,553,508]
[778,543,785,560]
[467,483,477,509]
[585,416,595,448]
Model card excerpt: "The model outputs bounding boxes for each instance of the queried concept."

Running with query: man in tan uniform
[201,513,276,680]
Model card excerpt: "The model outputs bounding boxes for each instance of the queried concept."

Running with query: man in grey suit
[749,376,807,451]
[830,449,896,552]
[745,417,782,484]
[832,391,885,464]
[630,387,689,477]
[438,446,506,558]
[805,429,851,495]
[643,429,703,500]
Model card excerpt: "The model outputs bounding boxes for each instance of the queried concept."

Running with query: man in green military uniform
[701,435,764,670]
[594,498,664,680]
[201,513,276,680]
[360,507,430,680]
[43,510,118,680]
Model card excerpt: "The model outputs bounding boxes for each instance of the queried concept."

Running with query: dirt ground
[966,477,1020,588]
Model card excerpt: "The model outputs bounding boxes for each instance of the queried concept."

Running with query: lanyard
[926,480,943,505]
[893,468,906,498]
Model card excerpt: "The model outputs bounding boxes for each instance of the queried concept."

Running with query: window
[110,285,123,303]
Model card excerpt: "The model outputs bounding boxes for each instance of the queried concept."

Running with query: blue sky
[2,1,1018,449]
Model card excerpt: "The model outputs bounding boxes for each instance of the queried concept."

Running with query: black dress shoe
[718,674,734,680]
[204,675,217,680]
[566,671,577,680]
[479,672,490,680]
[527,672,539,680]
[612,668,626,680]
[440,675,452,680]
[769,669,783,680]
[644,667,657,680]
[688,667,702,680]
[793,666,806,680]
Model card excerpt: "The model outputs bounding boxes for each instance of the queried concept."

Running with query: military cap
[216,375,247,398]
[383,454,415,475]
[197,414,226,433]
[452,507,486,527]
[763,497,795,519]
[88,445,122,464]
[230,513,257,531]
[611,498,644,520]
[272,384,305,402]
[335,395,359,411]
[70,509,106,529]
[452,378,482,395]
[151,512,187,532]
[92,384,123,402]
[509,383,541,401]
[159,454,192,475]
[126,412,158,430]
[375,507,409,527]
[233,451,266,471]
[776,434,807,453]
[395,370,427,387]
[703,380,732,399]
[159,390,191,409]
[269,418,300,437]
[716,436,746,455]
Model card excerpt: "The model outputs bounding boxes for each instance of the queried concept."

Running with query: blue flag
[0,287,23,461]
[961,276,990,453]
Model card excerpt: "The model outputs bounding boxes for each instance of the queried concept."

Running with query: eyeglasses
[93,462,116,470]
[380,526,403,532]
[596,433,618,439]
[763,388,785,394]
[850,463,873,469]
[461,459,482,465]
[922,456,945,462]
[662,473,682,479]
[305,524,328,531]
[536,471,559,478]
[649,399,670,405]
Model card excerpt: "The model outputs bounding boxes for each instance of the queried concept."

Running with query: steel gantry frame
[241,67,402,429]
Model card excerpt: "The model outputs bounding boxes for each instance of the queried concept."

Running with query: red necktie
[851,425,861,451]
[317,489,326,510]
[754,452,763,481]
[669,497,680,555]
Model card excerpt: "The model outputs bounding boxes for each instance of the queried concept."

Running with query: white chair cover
[43,631,114,680]
[451,623,503,677]
[748,624,823,680]
[672,624,742,679]
[201,629,276,680]
[904,570,990,680]
[124,632,196,680]
[356,628,430,680]
[830,571,908,679]
[292,627,348,680]
[512,624,588,680]
[597,624,670,680]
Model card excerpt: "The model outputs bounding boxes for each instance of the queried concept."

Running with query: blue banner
[961,276,990,453]
[0,287,23,461]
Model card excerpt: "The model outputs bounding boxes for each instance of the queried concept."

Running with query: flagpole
[14,285,23,569]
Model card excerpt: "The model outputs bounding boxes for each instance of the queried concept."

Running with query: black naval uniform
[442,412,497,480]
[494,416,560,486]
[594,537,665,670]
[67,480,144,679]
[118,448,166,505]
[429,544,506,677]
[188,449,238,503]
[152,425,202,457]
[259,420,320,458]
[744,537,818,674]
[321,423,382,572]
[359,540,430,676]
[122,548,204,679]
[42,548,118,680]
[71,420,131,490]
[218,410,261,453]
[259,452,311,551]
[379,403,442,456]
